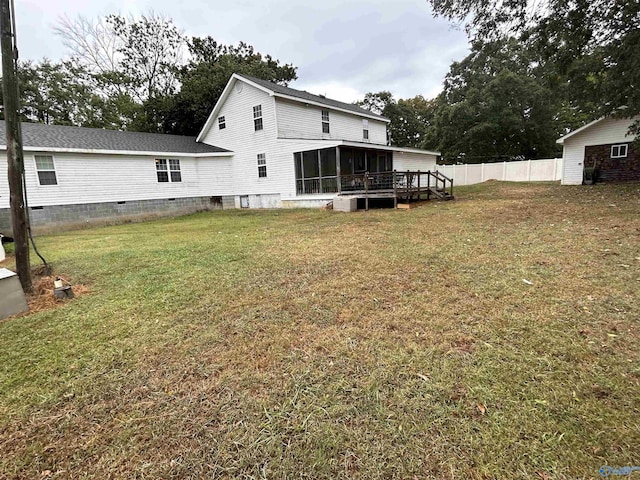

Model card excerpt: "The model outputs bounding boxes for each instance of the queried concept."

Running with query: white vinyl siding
[0,152,233,209]
[275,97,387,144]
[561,116,638,185]
[201,80,295,199]
[393,152,438,172]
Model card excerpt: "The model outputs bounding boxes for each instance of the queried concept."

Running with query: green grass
[1,181,639,479]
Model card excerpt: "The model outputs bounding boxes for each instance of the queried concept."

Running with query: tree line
[3,13,297,136]
[359,0,638,163]
[3,2,638,163]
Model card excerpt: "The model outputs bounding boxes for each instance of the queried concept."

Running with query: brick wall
[0,196,225,236]
[584,142,639,182]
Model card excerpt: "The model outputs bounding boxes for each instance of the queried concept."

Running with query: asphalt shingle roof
[237,75,389,121]
[0,121,229,154]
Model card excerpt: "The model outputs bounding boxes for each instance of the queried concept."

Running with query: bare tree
[53,14,123,79]
[53,12,186,102]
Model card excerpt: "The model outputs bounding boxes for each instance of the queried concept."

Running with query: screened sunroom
[294,146,393,195]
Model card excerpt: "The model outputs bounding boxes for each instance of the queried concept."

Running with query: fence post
[481,162,485,183]
[465,163,468,186]
[527,159,532,181]
[417,170,421,201]
[503,161,507,181]
[553,157,558,180]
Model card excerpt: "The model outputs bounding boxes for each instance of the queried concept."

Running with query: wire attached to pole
[9,0,50,275]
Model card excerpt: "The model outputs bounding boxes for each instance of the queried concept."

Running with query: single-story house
[557,116,639,185]
[0,74,441,234]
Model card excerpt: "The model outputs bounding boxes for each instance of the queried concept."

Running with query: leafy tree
[433,39,565,162]
[52,13,185,131]
[427,0,640,133]
[54,13,185,102]
[357,91,395,116]
[165,38,297,136]
[107,14,185,101]
[389,96,438,149]
[358,92,437,149]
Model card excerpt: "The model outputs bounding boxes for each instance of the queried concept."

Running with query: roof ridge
[0,120,200,140]
[235,74,389,121]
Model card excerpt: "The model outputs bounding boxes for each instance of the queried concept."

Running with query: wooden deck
[337,170,454,209]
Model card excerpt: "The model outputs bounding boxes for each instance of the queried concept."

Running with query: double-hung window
[322,109,330,133]
[253,105,263,131]
[257,153,267,178]
[611,144,628,158]
[156,159,182,183]
[362,119,369,140]
[35,155,58,185]
[218,116,226,130]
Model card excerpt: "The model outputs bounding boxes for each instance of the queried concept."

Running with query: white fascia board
[339,140,440,156]
[556,117,605,144]
[0,145,233,157]
[196,73,276,142]
[276,138,342,147]
[273,93,391,123]
[275,138,439,156]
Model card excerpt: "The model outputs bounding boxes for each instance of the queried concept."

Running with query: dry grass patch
[1,181,639,479]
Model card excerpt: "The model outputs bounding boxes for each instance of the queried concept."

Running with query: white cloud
[15,0,470,101]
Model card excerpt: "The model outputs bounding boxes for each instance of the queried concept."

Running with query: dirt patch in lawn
[1,260,91,317]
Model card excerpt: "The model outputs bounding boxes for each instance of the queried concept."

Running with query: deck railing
[296,170,453,200]
[296,176,338,195]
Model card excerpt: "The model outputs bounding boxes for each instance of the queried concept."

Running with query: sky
[16,0,470,103]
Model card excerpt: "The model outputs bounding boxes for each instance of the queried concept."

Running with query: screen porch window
[218,116,226,129]
[257,153,267,178]
[253,105,263,131]
[611,144,628,158]
[294,148,337,195]
[363,119,369,140]
[35,155,57,185]
[156,159,181,182]
[322,109,330,133]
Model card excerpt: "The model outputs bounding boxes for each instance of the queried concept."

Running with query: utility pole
[1,0,31,292]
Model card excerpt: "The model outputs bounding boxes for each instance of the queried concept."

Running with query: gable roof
[0,121,230,156]
[238,74,389,121]
[196,73,390,142]
[556,117,606,144]
[556,114,639,144]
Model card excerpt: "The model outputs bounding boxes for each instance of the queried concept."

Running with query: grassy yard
[1,181,639,479]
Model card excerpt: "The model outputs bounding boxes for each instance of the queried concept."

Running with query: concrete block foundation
[0,196,225,235]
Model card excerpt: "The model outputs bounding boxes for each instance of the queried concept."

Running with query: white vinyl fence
[435,158,563,186]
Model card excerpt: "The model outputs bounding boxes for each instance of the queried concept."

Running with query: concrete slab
[0,268,29,320]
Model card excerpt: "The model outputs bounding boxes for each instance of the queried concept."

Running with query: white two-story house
[196,74,441,208]
[0,73,441,233]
